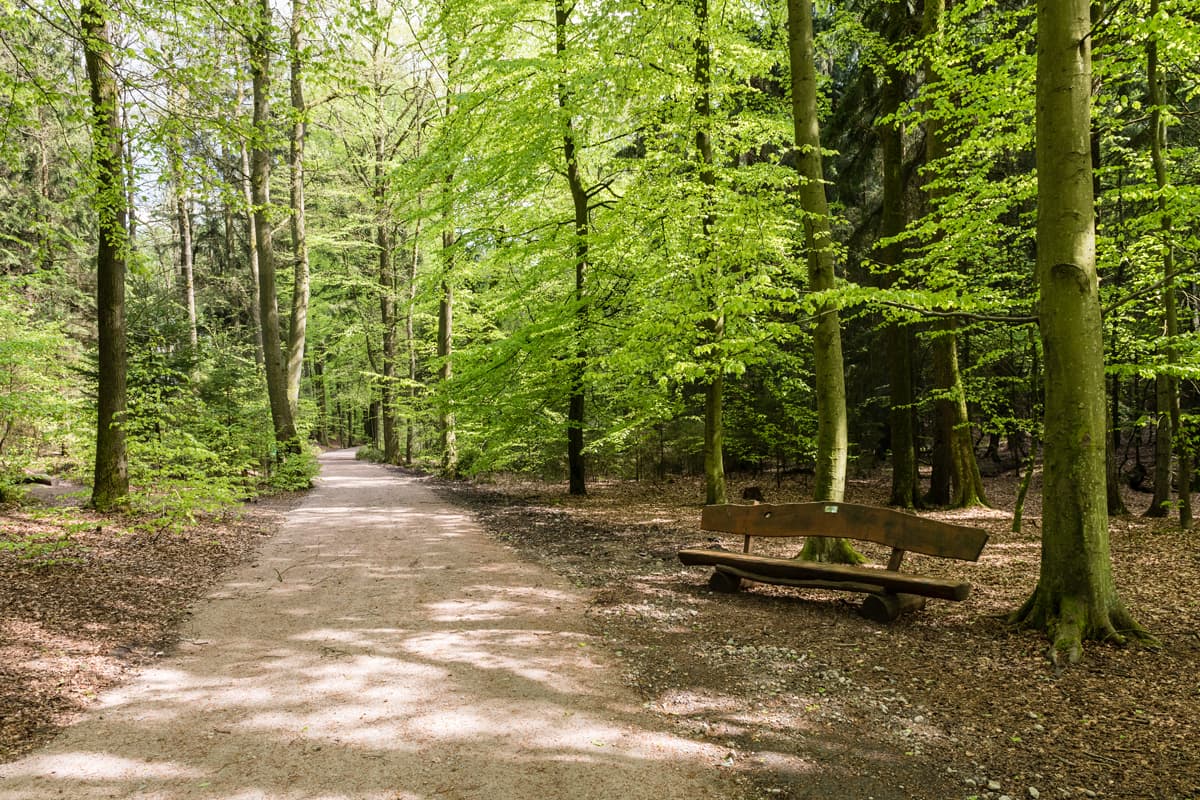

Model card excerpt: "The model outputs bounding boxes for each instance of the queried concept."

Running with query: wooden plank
[700,502,988,561]
[679,548,972,601]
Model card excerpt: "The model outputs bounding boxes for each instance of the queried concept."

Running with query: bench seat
[677,547,971,601]
[679,501,989,621]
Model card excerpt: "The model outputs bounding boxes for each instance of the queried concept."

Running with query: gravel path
[0,449,734,800]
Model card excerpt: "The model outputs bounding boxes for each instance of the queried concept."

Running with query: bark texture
[694,0,726,506]
[1146,3,1191,529]
[82,0,129,511]
[788,0,859,564]
[557,0,588,496]
[1011,0,1151,664]
[249,0,299,449]
[286,0,310,419]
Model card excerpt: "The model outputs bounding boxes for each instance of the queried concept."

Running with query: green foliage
[267,444,319,492]
[0,531,81,567]
[0,288,82,487]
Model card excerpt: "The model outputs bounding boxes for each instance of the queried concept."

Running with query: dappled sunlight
[0,450,733,799]
[1,751,206,781]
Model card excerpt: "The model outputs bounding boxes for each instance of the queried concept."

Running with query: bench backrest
[701,502,988,562]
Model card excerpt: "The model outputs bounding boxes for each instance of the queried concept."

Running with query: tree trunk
[406,207,421,467]
[1147,3,1189,529]
[788,0,859,564]
[557,0,588,496]
[437,44,458,475]
[439,223,456,473]
[376,136,399,464]
[237,74,265,368]
[249,0,299,450]
[876,20,920,509]
[921,0,986,510]
[933,323,988,507]
[285,0,309,419]
[176,176,197,350]
[1146,375,1172,517]
[82,0,129,511]
[168,97,198,351]
[694,0,726,506]
[1011,0,1151,664]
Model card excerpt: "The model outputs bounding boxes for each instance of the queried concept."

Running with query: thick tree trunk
[249,0,299,450]
[285,0,309,419]
[932,323,988,507]
[1011,0,1151,664]
[82,0,129,511]
[788,0,859,564]
[557,0,588,496]
[694,0,725,506]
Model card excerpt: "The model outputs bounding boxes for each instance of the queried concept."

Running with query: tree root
[1010,585,1160,667]
[798,536,866,565]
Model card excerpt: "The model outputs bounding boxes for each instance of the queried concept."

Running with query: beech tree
[788,0,860,563]
[1011,0,1152,664]
[82,0,130,511]
[248,0,299,449]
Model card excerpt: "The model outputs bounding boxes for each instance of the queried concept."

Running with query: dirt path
[0,450,737,800]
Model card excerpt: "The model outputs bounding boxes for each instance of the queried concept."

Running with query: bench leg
[708,569,743,593]
[860,592,926,622]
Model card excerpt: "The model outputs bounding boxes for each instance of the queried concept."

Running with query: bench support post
[860,591,926,623]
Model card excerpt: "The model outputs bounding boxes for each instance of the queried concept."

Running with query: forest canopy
[1,0,1197,656]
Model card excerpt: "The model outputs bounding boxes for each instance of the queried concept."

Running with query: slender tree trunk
[1147,3,1190,528]
[1011,0,1151,664]
[694,0,725,506]
[285,0,309,418]
[249,0,299,450]
[557,0,588,496]
[169,102,198,350]
[237,73,265,367]
[788,0,859,564]
[876,19,920,509]
[437,48,457,475]
[312,351,328,445]
[119,90,136,248]
[439,204,456,473]
[376,135,399,464]
[922,0,987,509]
[1146,377,1172,516]
[82,0,129,511]
[406,203,421,466]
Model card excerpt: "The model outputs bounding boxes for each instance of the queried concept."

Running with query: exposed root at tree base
[1010,586,1161,667]
[799,536,866,564]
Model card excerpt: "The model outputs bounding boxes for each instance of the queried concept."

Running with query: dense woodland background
[0,1,1197,624]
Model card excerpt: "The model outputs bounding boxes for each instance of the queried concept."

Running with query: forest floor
[0,457,1197,799]
[431,468,1200,800]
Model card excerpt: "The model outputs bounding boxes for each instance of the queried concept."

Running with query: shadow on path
[0,450,737,800]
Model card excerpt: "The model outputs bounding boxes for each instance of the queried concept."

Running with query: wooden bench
[678,501,989,622]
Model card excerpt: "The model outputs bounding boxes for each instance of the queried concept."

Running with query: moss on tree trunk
[788,0,859,564]
[1011,0,1154,664]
